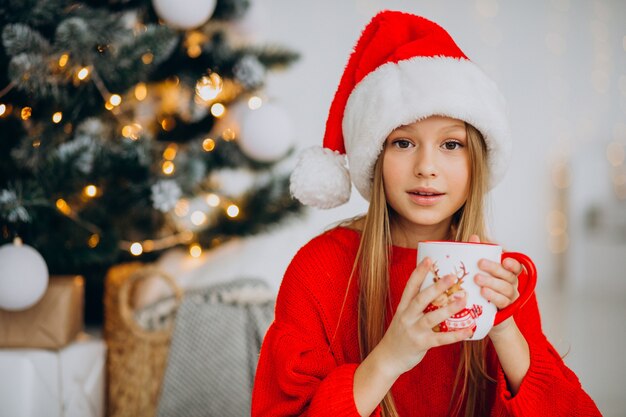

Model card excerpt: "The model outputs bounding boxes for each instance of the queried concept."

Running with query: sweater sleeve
[251,237,382,417]
[490,289,602,417]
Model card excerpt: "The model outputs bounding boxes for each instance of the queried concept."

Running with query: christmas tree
[0,0,302,322]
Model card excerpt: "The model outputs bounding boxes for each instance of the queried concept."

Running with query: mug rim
[419,240,500,247]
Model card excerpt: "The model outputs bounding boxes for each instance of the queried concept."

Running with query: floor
[537,285,626,417]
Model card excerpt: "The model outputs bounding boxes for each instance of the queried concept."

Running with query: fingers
[476,258,521,308]
[432,327,474,346]
[397,257,432,312]
[421,292,467,329]
[405,273,457,318]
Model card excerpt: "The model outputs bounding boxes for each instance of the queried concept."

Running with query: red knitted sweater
[252,227,601,416]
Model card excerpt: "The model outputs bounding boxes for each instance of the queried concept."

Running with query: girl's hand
[468,235,524,334]
[374,257,474,378]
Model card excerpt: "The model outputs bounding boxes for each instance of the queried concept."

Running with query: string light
[185,32,206,58]
[52,112,63,123]
[222,128,236,141]
[58,54,69,68]
[190,211,207,226]
[0,104,6,116]
[160,116,176,131]
[32,139,41,148]
[206,193,220,207]
[105,101,114,110]
[141,52,154,64]
[195,73,223,101]
[210,103,225,117]
[88,234,100,248]
[163,144,177,160]
[21,107,32,120]
[135,83,147,101]
[130,242,143,256]
[108,94,122,107]
[248,96,263,110]
[187,44,202,58]
[226,204,240,218]
[121,123,143,140]
[56,199,72,215]
[77,67,90,80]
[162,161,175,175]
[189,243,202,258]
[83,185,98,198]
[202,138,215,152]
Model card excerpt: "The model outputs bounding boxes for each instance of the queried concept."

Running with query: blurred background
[0,0,624,416]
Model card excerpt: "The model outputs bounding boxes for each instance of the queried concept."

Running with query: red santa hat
[290,10,512,209]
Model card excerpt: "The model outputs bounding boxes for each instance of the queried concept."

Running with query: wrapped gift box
[0,334,106,417]
[0,275,84,349]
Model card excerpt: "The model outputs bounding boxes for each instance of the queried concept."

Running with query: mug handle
[493,252,537,326]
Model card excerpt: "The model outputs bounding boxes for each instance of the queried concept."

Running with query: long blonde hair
[349,123,492,417]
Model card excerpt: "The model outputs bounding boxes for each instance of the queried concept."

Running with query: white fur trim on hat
[343,57,512,201]
[290,146,351,209]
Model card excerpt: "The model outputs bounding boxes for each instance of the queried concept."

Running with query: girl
[252,11,601,417]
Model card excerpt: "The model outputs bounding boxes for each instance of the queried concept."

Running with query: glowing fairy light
[163,144,178,160]
[21,107,32,120]
[130,242,143,256]
[202,138,215,152]
[83,185,98,198]
[0,104,7,116]
[109,94,122,107]
[88,234,100,248]
[189,243,202,258]
[58,54,69,68]
[141,53,154,64]
[211,103,225,117]
[226,204,240,218]
[135,83,147,101]
[77,67,90,80]
[52,112,63,123]
[162,161,175,175]
[248,96,263,110]
[205,193,220,207]
[195,73,223,101]
[190,211,207,226]
[56,199,71,215]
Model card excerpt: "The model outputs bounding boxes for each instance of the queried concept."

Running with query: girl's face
[382,115,470,239]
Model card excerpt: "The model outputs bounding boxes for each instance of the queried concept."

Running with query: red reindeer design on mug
[423,261,483,335]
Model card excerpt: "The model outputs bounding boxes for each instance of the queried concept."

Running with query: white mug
[417,241,537,340]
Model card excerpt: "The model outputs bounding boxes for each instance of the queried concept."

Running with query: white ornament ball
[152,0,217,30]
[239,103,293,162]
[0,239,49,311]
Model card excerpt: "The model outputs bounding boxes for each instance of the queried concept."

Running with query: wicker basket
[104,263,182,417]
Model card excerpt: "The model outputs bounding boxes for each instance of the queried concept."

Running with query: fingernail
[451,291,465,300]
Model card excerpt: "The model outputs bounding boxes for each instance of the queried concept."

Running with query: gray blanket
[155,278,275,417]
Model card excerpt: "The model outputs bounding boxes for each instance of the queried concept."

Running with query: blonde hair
[347,123,493,417]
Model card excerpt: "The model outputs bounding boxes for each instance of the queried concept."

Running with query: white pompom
[290,147,351,209]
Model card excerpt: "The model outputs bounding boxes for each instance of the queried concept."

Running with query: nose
[413,147,437,178]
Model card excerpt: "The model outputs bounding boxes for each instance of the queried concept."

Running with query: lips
[407,188,445,206]
[408,187,444,196]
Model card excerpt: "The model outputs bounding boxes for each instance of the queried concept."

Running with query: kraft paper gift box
[0,334,106,417]
[0,275,84,349]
